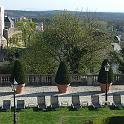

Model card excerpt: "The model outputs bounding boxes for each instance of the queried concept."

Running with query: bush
[98,59,114,84]
[0,62,12,74]
[55,61,70,85]
[10,60,25,84]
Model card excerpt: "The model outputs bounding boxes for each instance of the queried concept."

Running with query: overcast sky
[0,0,124,12]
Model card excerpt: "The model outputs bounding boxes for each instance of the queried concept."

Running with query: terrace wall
[0,74,123,86]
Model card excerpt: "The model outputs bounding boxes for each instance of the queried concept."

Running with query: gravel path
[0,85,124,107]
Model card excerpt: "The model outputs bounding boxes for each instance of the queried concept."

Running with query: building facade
[0,6,4,36]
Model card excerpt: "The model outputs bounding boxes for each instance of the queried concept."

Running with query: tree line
[7,12,119,74]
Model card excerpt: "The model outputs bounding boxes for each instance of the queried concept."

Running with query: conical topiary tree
[55,61,70,85]
[98,59,114,92]
[10,60,25,85]
[98,59,114,84]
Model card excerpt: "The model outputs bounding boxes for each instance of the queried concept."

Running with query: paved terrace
[0,85,124,107]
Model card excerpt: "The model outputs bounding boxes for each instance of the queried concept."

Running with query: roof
[4,16,14,23]
[1,36,6,41]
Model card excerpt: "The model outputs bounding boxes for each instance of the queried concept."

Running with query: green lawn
[1,107,124,124]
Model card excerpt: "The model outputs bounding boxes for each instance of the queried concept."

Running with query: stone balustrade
[0,74,123,86]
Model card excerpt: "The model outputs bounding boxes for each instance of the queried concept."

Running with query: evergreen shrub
[10,60,25,84]
[55,61,70,85]
[98,59,114,84]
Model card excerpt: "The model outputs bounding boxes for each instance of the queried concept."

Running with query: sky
[0,0,124,12]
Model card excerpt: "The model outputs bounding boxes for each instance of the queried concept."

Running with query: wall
[0,6,4,36]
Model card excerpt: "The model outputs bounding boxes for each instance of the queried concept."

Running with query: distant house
[111,35,123,52]
[36,22,44,31]
[4,16,14,29]
[3,16,22,47]
[3,16,15,47]
[111,43,121,52]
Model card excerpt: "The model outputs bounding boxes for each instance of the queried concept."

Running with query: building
[3,16,15,42]
[4,16,14,29]
[0,6,7,48]
[111,43,121,52]
[0,6,4,36]
[36,22,44,31]
[3,16,23,47]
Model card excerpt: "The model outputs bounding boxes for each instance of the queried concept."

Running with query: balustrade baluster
[0,74,123,86]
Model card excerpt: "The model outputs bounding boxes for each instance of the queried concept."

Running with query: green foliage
[6,47,23,62]
[16,18,36,47]
[55,61,70,84]
[21,34,57,74]
[15,19,57,74]
[79,18,113,73]
[67,47,82,74]
[43,12,113,74]
[98,59,114,84]
[0,62,12,74]
[43,12,84,62]
[116,48,124,73]
[8,33,23,47]
[10,60,25,84]
[110,48,124,74]
[8,12,113,75]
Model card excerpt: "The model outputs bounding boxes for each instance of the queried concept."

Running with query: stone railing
[27,74,54,86]
[0,74,11,86]
[0,74,123,86]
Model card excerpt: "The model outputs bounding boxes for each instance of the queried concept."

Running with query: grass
[1,107,124,124]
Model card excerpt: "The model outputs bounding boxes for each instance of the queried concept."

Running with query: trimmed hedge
[55,61,70,84]
[98,59,114,84]
[10,60,25,84]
